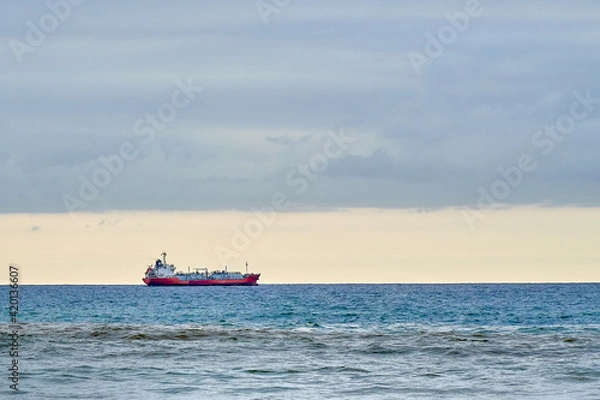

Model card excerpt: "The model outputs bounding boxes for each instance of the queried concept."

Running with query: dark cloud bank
[1,0,599,213]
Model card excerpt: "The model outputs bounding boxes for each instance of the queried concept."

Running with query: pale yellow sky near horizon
[1,207,599,284]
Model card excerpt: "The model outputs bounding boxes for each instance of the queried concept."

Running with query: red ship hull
[143,274,260,286]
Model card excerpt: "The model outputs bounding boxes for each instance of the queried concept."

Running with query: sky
[4,208,600,284]
[1,1,599,283]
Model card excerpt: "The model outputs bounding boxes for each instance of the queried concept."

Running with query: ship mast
[161,252,167,265]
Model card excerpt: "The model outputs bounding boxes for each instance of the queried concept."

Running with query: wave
[2,322,600,346]
[3,323,599,399]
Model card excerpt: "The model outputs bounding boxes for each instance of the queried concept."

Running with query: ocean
[2,284,600,399]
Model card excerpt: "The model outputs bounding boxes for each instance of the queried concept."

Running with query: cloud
[1,1,600,212]
[266,134,311,146]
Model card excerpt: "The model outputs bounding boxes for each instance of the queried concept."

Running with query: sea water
[1,284,599,399]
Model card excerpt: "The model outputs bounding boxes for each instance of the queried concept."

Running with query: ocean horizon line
[12,281,600,286]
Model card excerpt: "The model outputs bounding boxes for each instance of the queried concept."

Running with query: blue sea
[2,284,600,399]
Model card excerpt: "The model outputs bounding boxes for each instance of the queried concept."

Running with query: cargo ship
[143,252,260,286]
